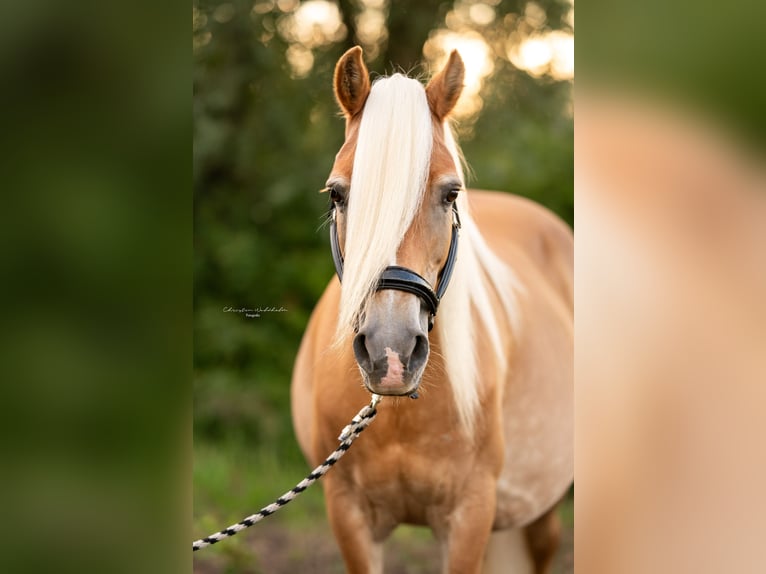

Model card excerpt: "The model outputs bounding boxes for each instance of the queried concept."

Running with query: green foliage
[462,68,574,224]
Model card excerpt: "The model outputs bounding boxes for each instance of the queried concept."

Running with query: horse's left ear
[334,46,371,118]
[426,51,465,121]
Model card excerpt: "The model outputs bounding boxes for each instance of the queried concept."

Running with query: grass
[193,437,329,573]
[193,439,325,530]
[194,438,573,573]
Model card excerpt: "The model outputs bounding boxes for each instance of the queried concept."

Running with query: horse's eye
[444,189,460,204]
[330,187,342,204]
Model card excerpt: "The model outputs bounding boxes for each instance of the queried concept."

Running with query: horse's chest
[346,438,475,525]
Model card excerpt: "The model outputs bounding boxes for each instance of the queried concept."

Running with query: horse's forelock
[335,74,433,340]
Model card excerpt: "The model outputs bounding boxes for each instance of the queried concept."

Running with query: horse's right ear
[334,46,371,118]
[425,50,465,121]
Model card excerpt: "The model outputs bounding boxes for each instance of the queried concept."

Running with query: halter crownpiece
[329,203,460,331]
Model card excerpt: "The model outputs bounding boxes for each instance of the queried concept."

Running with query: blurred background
[193,0,573,571]
[3,0,763,572]
[575,0,766,572]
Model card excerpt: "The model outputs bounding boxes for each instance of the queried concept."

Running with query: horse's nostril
[409,334,429,371]
[353,333,373,373]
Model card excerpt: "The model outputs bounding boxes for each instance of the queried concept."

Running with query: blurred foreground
[576,91,766,573]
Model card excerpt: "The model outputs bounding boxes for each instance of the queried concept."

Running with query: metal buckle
[452,204,461,229]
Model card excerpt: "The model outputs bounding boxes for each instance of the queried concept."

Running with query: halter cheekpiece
[329,203,461,331]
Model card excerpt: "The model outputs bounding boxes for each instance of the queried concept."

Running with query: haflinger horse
[291,47,572,574]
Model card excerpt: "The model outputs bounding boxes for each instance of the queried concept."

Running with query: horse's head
[326,47,465,397]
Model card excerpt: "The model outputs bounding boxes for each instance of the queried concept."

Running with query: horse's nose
[352,328,429,394]
[351,332,375,374]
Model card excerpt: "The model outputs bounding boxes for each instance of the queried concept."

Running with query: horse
[291,46,573,574]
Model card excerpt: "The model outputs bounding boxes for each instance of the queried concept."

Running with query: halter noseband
[329,203,461,331]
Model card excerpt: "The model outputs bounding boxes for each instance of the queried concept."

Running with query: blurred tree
[382,0,446,70]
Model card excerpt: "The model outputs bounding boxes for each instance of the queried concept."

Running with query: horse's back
[468,190,573,311]
[469,190,574,530]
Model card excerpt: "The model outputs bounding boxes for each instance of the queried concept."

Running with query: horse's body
[291,48,572,574]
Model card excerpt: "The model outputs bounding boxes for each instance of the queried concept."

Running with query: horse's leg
[438,480,497,574]
[324,479,385,574]
[523,504,561,574]
[482,529,534,574]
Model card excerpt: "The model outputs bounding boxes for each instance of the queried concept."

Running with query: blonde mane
[336,74,521,437]
[336,74,433,335]
[436,125,523,436]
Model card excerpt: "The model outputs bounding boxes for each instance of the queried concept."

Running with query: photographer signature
[223,306,288,319]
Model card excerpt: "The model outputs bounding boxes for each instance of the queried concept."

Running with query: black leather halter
[329,203,461,331]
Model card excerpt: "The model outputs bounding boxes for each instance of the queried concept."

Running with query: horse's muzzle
[352,331,429,396]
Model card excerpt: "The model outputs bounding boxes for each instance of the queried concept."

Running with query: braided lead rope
[193,394,382,552]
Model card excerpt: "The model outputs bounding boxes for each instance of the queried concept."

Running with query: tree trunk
[382,0,445,71]
[338,0,360,52]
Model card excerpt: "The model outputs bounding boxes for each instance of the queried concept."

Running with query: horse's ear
[334,46,371,118]
[425,51,465,121]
